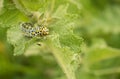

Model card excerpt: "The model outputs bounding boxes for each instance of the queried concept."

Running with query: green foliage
[0,0,120,79]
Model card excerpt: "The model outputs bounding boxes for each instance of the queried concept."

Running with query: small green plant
[0,0,83,79]
[0,0,120,79]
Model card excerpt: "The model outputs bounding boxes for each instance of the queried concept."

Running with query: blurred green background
[0,0,120,79]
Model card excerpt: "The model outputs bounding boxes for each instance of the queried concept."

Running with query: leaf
[0,9,28,28]
[7,26,37,55]
[53,4,69,19]
[76,39,120,79]
[84,39,120,65]
[59,33,83,53]
[19,0,46,11]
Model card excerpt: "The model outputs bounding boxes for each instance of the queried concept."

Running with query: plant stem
[46,40,76,79]
[51,48,76,79]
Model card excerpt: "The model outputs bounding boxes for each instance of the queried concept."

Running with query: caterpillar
[20,22,49,38]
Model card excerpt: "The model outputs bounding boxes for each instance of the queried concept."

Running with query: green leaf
[84,39,120,65]
[7,26,37,55]
[53,4,69,19]
[76,39,120,79]
[19,0,46,11]
[59,33,83,53]
[0,9,28,28]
